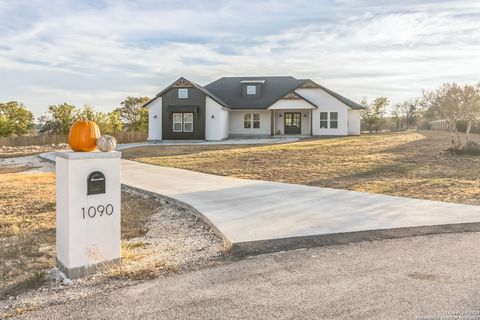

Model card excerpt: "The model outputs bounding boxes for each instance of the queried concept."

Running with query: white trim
[268,98,316,110]
[240,80,265,84]
[172,113,183,132]
[243,112,260,129]
[330,112,338,129]
[183,113,193,132]
[178,88,188,99]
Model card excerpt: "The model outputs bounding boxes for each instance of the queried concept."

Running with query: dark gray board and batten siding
[161,87,206,140]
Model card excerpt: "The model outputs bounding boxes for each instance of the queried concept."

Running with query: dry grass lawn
[123,131,480,205]
[0,170,160,298]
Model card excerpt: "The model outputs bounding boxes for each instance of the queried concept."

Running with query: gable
[268,90,318,110]
[298,79,364,110]
[144,77,230,109]
[171,78,194,88]
[299,80,321,89]
[282,91,302,99]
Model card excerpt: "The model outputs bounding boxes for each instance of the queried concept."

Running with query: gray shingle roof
[145,76,364,110]
[204,76,305,109]
[315,84,364,110]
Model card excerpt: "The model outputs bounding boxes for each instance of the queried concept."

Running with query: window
[320,112,328,128]
[244,112,260,129]
[330,112,338,129]
[183,113,193,132]
[178,88,188,99]
[173,113,183,132]
[172,112,194,132]
[244,113,251,128]
[246,85,256,95]
[253,113,260,128]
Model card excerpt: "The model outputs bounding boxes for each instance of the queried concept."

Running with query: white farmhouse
[146,76,363,141]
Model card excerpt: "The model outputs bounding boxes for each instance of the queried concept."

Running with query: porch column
[272,110,275,136]
[310,109,313,136]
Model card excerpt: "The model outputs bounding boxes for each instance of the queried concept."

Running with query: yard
[0,165,222,312]
[0,171,161,297]
[122,131,480,205]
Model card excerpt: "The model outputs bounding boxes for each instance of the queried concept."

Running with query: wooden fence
[0,131,148,147]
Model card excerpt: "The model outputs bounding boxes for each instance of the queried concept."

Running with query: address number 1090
[81,204,114,219]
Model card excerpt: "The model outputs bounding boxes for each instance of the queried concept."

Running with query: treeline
[361,81,480,149]
[0,96,149,138]
[360,97,424,133]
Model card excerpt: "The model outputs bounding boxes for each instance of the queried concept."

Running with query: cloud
[0,0,479,117]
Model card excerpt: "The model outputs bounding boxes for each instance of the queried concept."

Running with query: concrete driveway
[121,160,480,255]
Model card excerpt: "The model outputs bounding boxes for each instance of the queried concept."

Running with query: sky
[1,0,480,118]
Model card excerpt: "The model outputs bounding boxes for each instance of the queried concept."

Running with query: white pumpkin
[96,135,117,152]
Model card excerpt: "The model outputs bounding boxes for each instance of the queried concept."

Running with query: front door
[284,112,301,134]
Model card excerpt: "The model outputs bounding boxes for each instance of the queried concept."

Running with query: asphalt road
[17,232,480,320]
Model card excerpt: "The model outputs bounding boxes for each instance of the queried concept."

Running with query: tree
[102,111,123,134]
[38,103,78,135]
[459,83,480,143]
[423,83,465,149]
[391,104,403,131]
[0,101,34,137]
[391,98,422,131]
[361,97,389,133]
[76,105,123,134]
[117,96,150,132]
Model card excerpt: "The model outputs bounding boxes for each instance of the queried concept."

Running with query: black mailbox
[87,171,106,195]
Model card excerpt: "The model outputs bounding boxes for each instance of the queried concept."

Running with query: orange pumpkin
[68,120,101,152]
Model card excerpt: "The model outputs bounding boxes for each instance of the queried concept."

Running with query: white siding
[147,98,162,141]
[273,110,311,135]
[348,110,361,135]
[229,110,271,136]
[296,88,350,136]
[206,97,229,140]
[269,99,315,110]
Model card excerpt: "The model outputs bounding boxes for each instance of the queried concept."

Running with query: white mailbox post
[56,151,121,279]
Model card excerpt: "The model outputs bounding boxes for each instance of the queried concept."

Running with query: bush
[448,140,480,155]
[464,141,480,155]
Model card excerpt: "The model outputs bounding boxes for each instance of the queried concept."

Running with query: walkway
[121,160,480,255]
[115,137,299,151]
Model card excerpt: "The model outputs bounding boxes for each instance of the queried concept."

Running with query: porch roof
[267,97,317,110]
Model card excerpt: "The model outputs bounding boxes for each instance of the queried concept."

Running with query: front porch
[270,109,313,136]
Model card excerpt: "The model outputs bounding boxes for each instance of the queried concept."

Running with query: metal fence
[0,131,148,147]
[429,120,448,131]
[429,120,480,133]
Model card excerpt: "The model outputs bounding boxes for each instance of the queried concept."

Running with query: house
[145,76,364,141]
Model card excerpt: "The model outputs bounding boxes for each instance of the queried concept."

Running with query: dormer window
[178,88,188,99]
[241,80,264,97]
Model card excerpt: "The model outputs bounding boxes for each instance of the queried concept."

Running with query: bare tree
[460,83,480,143]
[391,98,422,131]
[423,83,464,149]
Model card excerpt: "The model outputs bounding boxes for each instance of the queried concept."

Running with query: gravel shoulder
[11,231,480,320]
[0,155,225,318]
[1,187,225,318]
